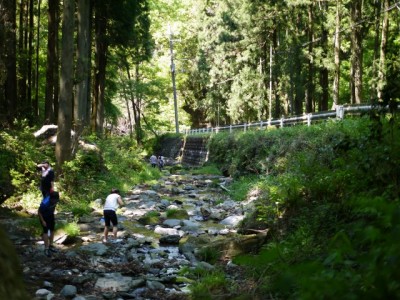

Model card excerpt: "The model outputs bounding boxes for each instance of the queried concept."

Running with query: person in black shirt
[37,161,55,197]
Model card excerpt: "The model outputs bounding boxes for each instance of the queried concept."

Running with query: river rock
[146,280,165,290]
[220,215,245,227]
[60,285,77,298]
[159,235,181,244]
[163,219,182,228]
[35,289,53,299]
[94,273,135,292]
[79,243,108,256]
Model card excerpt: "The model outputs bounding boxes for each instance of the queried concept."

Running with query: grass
[227,175,260,202]
[191,164,222,176]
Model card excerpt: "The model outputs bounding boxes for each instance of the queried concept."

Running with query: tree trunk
[319,1,329,112]
[134,62,143,145]
[27,0,34,119]
[34,0,41,118]
[92,5,107,135]
[332,0,341,108]
[350,0,363,104]
[56,0,75,170]
[369,0,381,102]
[0,0,17,124]
[45,0,59,124]
[305,2,314,113]
[18,1,28,117]
[272,29,280,119]
[74,0,91,131]
[377,0,388,101]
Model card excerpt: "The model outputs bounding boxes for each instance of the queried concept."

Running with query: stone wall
[181,136,209,166]
[158,135,209,166]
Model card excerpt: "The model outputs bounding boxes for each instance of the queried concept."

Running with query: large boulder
[0,227,29,300]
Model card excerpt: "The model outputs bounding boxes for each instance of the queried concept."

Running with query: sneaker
[44,249,51,257]
[49,245,58,253]
[102,238,107,243]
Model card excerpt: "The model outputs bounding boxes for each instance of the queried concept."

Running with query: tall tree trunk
[305,2,314,113]
[319,28,329,111]
[134,62,143,145]
[27,0,34,119]
[333,0,341,108]
[124,60,139,142]
[120,74,133,137]
[18,1,28,117]
[350,0,363,104]
[92,4,107,135]
[272,29,280,119]
[377,0,388,101]
[45,0,59,123]
[0,0,17,124]
[370,0,381,102]
[56,0,75,170]
[34,0,41,118]
[319,1,329,112]
[74,0,91,131]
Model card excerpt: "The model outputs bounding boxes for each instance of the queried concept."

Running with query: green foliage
[138,210,161,225]
[196,246,220,264]
[57,135,161,209]
[189,269,231,300]
[60,222,80,237]
[0,123,45,201]
[226,175,259,202]
[166,208,189,219]
[190,163,222,176]
[228,116,400,298]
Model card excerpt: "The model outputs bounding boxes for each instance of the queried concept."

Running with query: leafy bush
[209,116,400,298]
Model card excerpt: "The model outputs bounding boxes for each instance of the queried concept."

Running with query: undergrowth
[200,114,400,298]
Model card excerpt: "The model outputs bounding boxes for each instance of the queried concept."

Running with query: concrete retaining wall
[157,136,209,166]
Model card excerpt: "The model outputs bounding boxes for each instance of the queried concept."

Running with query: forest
[1,1,400,152]
[0,0,400,299]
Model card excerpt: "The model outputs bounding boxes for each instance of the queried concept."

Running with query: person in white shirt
[149,154,157,168]
[103,188,124,243]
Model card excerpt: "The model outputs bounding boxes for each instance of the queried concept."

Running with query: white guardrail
[183,104,377,135]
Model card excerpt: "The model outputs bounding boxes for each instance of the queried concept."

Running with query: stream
[3,168,264,299]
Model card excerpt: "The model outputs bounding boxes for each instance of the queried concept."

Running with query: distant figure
[37,160,55,197]
[103,188,124,243]
[38,191,59,257]
[149,154,157,168]
[158,156,164,170]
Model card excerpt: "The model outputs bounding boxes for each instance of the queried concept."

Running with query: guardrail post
[216,127,219,134]
[244,123,247,132]
[336,105,344,119]
[230,125,232,133]
[307,114,311,126]
[268,119,271,127]
[260,120,263,129]
[280,118,284,128]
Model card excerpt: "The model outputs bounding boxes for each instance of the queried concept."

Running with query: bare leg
[49,231,54,247]
[103,226,109,242]
[42,233,49,249]
[112,226,118,239]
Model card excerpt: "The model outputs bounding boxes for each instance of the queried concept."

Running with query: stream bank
[2,166,265,299]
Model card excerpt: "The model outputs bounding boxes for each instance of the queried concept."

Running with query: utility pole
[169,27,179,133]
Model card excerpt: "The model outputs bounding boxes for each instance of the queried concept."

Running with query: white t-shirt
[103,193,120,211]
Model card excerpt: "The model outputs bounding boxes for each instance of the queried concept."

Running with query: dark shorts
[40,214,55,234]
[104,210,118,227]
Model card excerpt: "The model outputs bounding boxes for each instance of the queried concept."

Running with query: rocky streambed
[4,170,266,299]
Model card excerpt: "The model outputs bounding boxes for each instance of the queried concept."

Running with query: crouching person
[103,188,124,243]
